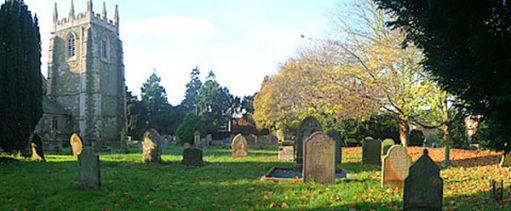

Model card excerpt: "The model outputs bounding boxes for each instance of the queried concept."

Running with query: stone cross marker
[231,133,248,157]
[362,137,381,166]
[182,148,204,167]
[382,145,412,189]
[31,134,46,162]
[278,146,294,161]
[70,133,83,157]
[78,147,100,189]
[500,151,511,167]
[143,128,162,163]
[327,129,342,164]
[381,138,395,156]
[193,131,201,147]
[303,132,336,184]
[295,117,322,167]
[403,149,443,210]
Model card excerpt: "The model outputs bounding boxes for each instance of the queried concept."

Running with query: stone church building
[34,0,126,151]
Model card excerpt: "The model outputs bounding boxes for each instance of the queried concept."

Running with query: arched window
[67,33,76,58]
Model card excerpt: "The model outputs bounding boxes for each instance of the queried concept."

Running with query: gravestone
[327,129,342,164]
[78,147,100,189]
[193,131,201,147]
[381,138,395,156]
[303,132,335,184]
[31,134,46,162]
[362,137,381,165]
[295,117,322,168]
[403,149,443,210]
[183,142,191,149]
[500,151,511,167]
[382,145,412,189]
[246,134,257,146]
[142,128,161,163]
[278,146,294,161]
[182,148,204,167]
[231,134,248,157]
[206,134,212,146]
[70,133,83,157]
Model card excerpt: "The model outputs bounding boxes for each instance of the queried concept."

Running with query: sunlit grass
[0,146,509,210]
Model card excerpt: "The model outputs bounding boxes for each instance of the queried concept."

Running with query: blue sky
[24,0,339,105]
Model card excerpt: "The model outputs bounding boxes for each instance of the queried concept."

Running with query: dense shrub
[408,130,425,146]
[176,113,201,144]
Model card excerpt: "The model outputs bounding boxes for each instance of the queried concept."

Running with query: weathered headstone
[231,133,248,158]
[70,133,83,157]
[381,138,395,156]
[78,147,100,189]
[295,117,322,168]
[182,148,204,167]
[31,134,46,162]
[327,129,342,164]
[142,128,161,163]
[193,131,201,147]
[403,149,443,210]
[382,145,412,189]
[183,142,191,149]
[500,151,511,167]
[303,132,335,184]
[278,146,294,161]
[362,137,381,165]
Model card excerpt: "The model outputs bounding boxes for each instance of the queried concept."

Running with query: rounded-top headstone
[70,133,84,157]
[382,145,412,189]
[182,148,204,167]
[231,133,248,157]
[31,134,45,162]
[295,116,322,165]
[381,138,396,156]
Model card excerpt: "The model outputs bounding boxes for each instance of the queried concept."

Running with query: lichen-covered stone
[142,128,161,163]
[231,134,248,158]
[78,147,100,189]
[70,133,83,157]
[303,132,335,184]
[382,145,411,189]
[381,138,395,156]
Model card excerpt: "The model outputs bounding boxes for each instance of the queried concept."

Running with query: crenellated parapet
[53,0,119,34]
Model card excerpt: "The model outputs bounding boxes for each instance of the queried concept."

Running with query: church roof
[42,96,70,115]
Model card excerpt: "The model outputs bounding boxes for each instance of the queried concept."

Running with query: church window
[51,116,58,131]
[101,39,109,59]
[67,34,76,58]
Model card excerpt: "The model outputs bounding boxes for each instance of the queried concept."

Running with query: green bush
[176,113,201,144]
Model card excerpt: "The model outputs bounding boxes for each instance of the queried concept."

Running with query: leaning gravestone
[78,147,100,189]
[381,138,395,156]
[362,137,381,166]
[403,149,443,210]
[303,132,335,184]
[182,148,204,167]
[70,133,83,157]
[231,134,248,158]
[500,151,511,167]
[327,129,342,164]
[31,134,46,162]
[142,128,161,163]
[382,145,412,189]
[295,117,322,168]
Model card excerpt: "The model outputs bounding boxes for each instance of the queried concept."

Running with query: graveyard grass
[1,146,511,210]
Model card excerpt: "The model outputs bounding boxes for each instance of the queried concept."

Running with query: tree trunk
[442,124,451,166]
[399,119,409,147]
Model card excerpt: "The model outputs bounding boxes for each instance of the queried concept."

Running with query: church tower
[47,0,126,147]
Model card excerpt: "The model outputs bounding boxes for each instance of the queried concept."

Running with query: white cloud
[123,15,219,39]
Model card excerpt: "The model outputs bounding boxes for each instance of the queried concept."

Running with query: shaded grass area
[0,147,510,210]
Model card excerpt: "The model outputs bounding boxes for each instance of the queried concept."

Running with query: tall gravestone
[143,128,162,163]
[182,148,204,167]
[327,129,342,164]
[31,134,45,162]
[382,145,411,189]
[362,137,381,165]
[231,133,248,157]
[193,131,201,147]
[295,117,322,169]
[70,133,84,157]
[403,149,443,210]
[381,138,395,156]
[78,147,100,189]
[303,132,335,184]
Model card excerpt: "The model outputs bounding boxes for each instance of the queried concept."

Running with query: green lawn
[0,146,509,210]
